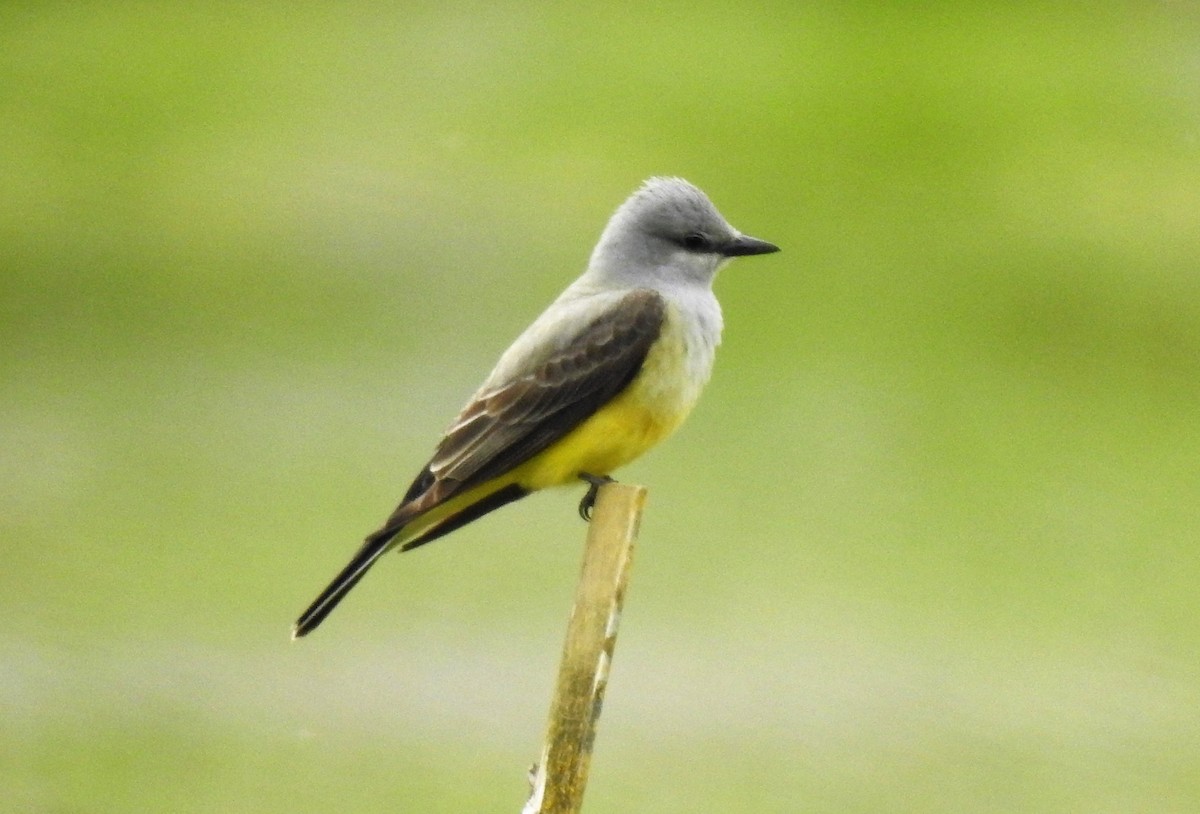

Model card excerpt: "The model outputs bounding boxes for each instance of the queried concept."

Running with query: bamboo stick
[523,482,646,814]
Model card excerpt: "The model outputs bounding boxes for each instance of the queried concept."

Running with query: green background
[4,4,1198,812]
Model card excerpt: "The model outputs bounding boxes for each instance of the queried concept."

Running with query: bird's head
[588,177,779,287]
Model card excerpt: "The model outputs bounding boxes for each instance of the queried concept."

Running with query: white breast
[633,286,723,415]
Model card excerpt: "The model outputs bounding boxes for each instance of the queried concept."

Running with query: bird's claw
[578,473,615,521]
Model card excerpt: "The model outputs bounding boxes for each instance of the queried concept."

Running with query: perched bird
[293,177,778,638]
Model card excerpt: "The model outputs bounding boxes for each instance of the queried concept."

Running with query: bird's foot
[578,473,615,521]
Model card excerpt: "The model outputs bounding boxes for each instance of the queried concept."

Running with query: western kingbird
[293,177,778,638]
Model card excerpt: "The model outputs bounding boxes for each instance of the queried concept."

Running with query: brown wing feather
[382,288,665,530]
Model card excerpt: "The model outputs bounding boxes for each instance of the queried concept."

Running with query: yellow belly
[511,319,702,490]
[392,303,714,545]
[514,390,683,488]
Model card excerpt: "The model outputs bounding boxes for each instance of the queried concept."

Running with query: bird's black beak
[721,234,780,257]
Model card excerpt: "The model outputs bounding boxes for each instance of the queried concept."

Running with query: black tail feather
[400,483,528,552]
[292,528,398,639]
[292,484,530,638]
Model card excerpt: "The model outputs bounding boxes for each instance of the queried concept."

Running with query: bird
[292,177,779,638]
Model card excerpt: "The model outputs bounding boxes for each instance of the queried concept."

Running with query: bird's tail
[292,482,530,638]
[291,527,399,639]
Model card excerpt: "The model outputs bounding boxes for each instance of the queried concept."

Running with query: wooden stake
[523,482,646,814]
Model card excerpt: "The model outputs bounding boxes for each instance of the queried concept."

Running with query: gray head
[587,177,779,287]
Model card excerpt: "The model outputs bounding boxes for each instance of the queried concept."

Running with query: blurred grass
[3,3,1200,812]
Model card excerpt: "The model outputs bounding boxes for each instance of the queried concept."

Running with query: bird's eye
[682,232,709,251]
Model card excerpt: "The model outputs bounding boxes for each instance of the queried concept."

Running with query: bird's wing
[292,289,664,639]
[385,287,666,527]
